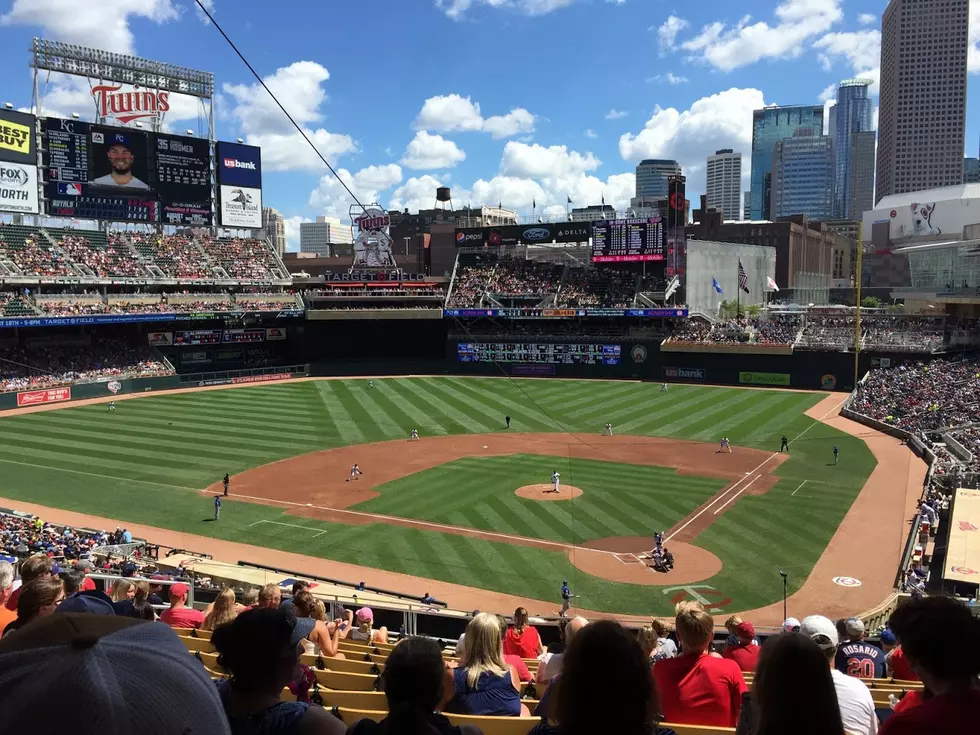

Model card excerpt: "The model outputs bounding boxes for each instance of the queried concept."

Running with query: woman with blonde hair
[291,589,348,659]
[503,606,544,659]
[446,612,523,716]
[202,588,239,631]
[349,607,389,645]
[109,579,135,603]
[640,618,677,664]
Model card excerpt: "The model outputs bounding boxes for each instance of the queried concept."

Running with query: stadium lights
[71,112,79,119]
[236,138,244,144]
[186,129,194,136]
[135,122,143,128]
[3,102,11,109]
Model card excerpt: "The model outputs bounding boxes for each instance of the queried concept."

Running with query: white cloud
[223,61,357,171]
[0,0,180,55]
[677,0,843,72]
[584,129,598,139]
[857,12,876,25]
[413,94,535,138]
[437,0,576,20]
[400,131,466,170]
[818,82,837,102]
[657,15,689,53]
[970,2,980,73]
[196,0,215,23]
[651,72,689,85]
[283,215,310,253]
[389,175,447,214]
[605,109,628,120]
[619,87,765,187]
[309,164,403,221]
[500,141,600,179]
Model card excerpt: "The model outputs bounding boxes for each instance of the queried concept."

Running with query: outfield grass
[0,378,878,615]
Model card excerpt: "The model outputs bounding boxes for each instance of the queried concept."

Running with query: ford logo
[522,228,550,241]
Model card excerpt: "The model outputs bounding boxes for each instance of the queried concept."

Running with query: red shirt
[80,578,96,592]
[891,689,924,715]
[5,587,21,611]
[503,626,541,659]
[159,605,206,628]
[653,652,747,727]
[504,654,532,682]
[880,688,980,735]
[887,646,920,681]
[721,642,760,672]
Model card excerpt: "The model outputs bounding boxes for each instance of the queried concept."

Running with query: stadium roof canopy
[875,183,980,210]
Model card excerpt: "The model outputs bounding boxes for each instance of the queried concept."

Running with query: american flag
[738,260,750,294]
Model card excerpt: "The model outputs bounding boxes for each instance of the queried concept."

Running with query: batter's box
[614,553,644,565]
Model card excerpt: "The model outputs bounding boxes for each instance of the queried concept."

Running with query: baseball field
[0,377,879,616]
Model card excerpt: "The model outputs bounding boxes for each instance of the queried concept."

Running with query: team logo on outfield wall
[821,374,837,389]
[630,345,648,363]
[107,380,122,394]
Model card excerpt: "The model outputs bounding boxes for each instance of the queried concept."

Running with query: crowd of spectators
[58,232,144,278]
[1,232,76,278]
[754,314,802,344]
[205,236,285,280]
[559,267,636,308]
[449,257,562,307]
[0,339,172,392]
[862,317,945,353]
[948,426,980,474]
[796,315,859,350]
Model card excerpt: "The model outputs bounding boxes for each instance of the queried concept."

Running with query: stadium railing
[176,364,310,386]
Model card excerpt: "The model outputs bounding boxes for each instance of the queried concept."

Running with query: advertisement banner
[0,162,38,214]
[0,110,36,164]
[147,331,173,346]
[216,141,262,188]
[17,387,71,407]
[219,184,262,228]
[739,371,791,386]
[265,327,287,341]
[664,366,706,381]
[223,328,265,343]
[454,223,592,247]
[230,372,293,385]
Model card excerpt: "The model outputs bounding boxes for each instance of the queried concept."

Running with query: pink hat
[355,607,373,622]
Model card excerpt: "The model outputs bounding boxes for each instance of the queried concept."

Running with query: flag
[532,198,536,209]
[767,276,780,292]
[712,277,724,294]
[601,193,605,205]
[567,196,572,204]
[738,260,749,294]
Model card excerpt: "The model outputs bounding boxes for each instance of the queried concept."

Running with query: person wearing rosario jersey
[834,617,885,678]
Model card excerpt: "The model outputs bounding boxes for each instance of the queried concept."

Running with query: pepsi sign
[216,141,262,188]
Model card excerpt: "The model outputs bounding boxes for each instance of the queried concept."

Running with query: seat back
[443,713,542,735]
[313,669,380,692]
[333,707,386,725]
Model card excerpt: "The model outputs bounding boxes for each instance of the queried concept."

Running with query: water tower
[435,186,454,212]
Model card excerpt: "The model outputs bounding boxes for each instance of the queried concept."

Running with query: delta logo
[223,158,257,170]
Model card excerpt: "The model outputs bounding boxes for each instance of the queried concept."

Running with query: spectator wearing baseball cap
[722,621,761,673]
[5,554,54,612]
[835,617,885,678]
[73,559,97,591]
[800,615,878,735]
[57,589,117,616]
[782,617,801,632]
[212,608,346,735]
[158,582,205,629]
[653,601,747,727]
[879,629,919,682]
[878,596,980,735]
[349,606,388,645]
[0,613,233,734]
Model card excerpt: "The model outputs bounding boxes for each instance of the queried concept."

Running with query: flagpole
[736,262,740,320]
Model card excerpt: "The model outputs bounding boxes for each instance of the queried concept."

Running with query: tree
[861,296,881,309]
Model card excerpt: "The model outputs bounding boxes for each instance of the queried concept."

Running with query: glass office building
[750,105,824,220]
[635,159,682,199]
[770,130,835,220]
[833,79,875,218]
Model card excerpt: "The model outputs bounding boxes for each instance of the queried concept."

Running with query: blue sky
[1,0,978,248]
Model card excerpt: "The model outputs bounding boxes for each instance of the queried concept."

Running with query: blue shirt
[560,584,570,600]
[449,668,520,717]
[835,641,885,678]
[215,498,221,508]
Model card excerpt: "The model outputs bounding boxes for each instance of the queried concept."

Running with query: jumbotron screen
[42,117,212,225]
[457,342,622,365]
[591,217,665,263]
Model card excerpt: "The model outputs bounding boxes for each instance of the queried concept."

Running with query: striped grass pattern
[0,378,877,615]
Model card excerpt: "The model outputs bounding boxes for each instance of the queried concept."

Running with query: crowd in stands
[57,232,144,278]
[207,236,285,280]
[949,427,980,473]
[796,315,859,350]
[3,291,300,318]
[0,339,171,392]
[1,232,75,278]
[863,317,945,353]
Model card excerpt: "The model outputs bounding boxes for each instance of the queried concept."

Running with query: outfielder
[551,470,561,493]
[603,423,613,436]
[833,445,839,465]
[107,401,116,412]
[661,383,668,393]
[368,380,375,389]
[410,428,419,441]
[560,580,573,617]
[348,463,362,481]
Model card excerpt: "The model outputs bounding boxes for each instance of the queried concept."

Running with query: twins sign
[350,204,396,268]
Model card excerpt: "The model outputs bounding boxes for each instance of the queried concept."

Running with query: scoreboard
[591,217,665,263]
[457,342,622,365]
[42,117,212,225]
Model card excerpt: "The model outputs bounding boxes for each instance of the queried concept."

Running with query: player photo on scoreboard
[88,129,151,190]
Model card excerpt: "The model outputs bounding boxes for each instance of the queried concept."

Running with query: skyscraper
[705,149,742,220]
[770,129,834,220]
[965,157,980,183]
[750,105,824,220]
[876,0,968,202]
[300,216,352,257]
[847,131,876,218]
[833,79,875,218]
[635,159,682,198]
[743,191,751,220]
[262,207,287,254]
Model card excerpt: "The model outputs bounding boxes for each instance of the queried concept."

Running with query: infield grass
[0,378,879,615]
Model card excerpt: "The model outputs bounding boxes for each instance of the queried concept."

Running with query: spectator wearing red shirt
[159,582,206,629]
[879,596,980,735]
[722,621,761,672]
[503,606,544,660]
[653,601,747,727]
[880,629,919,682]
[496,614,532,682]
[5,555,56,612]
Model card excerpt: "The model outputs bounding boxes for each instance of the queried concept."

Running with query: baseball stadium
[1,23,979,735]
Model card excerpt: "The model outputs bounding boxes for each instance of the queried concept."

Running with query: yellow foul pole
[853,220,864,390]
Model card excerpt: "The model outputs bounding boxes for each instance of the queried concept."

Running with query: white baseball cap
[782,617,801,632]
[800,615,840,648]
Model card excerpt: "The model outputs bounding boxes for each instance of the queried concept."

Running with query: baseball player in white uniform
[347,463,362,481]
[410,428,419,441]
[661,383,668,392]
[551,470,561,493]
[603,423,613,436]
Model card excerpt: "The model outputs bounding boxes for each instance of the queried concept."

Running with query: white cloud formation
[309,164,403,222]
[619,87,766,189]
[437,0,576,20]
[413,94,535,138]
[677,0,843,71]
[584,129,598,139]
[0,0,180,55]
[223,61,357,171]
[400,131,466,170]
[389,175,447,214]
[857,12,875,25]
[282,215,310,253]
[500,141,600,179]
[812,29,880,94]
[969,2,980,73]
[650,72,689,85]
[605,109,628,120]
[657,15,689,53]
[196,0,215,23]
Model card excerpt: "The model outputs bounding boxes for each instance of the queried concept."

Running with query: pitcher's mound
[516,484,583,501]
